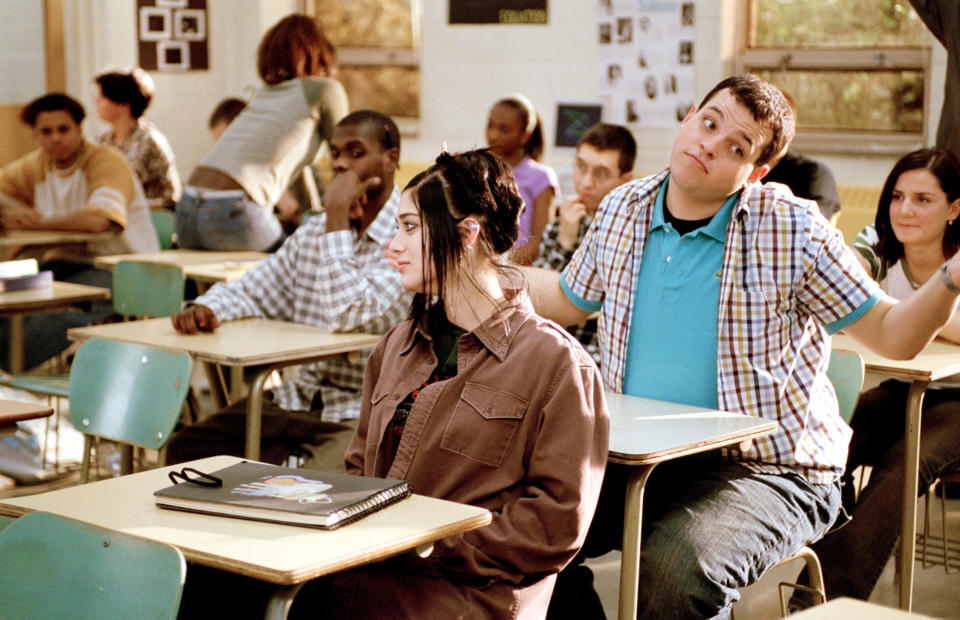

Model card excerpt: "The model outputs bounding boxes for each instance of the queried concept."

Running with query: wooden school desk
[93,249,267,271]
[790,597,937,619]
[0,230,116,254]
[831,334,960,612]
[0,281,110,373]
[68,318,381,461]
[0,455,492,620]
[0,399,53,437]
[604,392,778,620]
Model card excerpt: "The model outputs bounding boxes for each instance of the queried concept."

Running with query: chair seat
[1,373,70,398]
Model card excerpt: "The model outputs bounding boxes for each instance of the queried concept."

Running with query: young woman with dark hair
[93,68,182,208]
[175,14,347,251]
[287,148,608,619]
[801,148,960,604]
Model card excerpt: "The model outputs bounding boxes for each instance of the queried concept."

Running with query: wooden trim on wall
[43,0,65,92]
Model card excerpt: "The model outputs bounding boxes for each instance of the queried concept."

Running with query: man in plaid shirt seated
[166,111,409,469]
[532,123,635,367]
[529,75,960,619]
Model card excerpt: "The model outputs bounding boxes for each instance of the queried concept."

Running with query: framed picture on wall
[138,0,208,71]
[139,7,171,41]
[554,103,603,148]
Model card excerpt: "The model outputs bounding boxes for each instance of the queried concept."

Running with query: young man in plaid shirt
[167,111,409,468]
[531,75,960,618]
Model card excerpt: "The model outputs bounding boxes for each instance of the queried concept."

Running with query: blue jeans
[808,380,960,601]
[175,187,284,252]
[551,458,841,620]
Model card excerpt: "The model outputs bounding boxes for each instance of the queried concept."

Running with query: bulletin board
[597,0,695,128]
[137,0,208,72]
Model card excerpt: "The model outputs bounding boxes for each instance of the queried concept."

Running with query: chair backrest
[69,339,193,451]
[827,349,865,423]
[112,260,185,317]
[150,209,176,250]
[0,511,186,620]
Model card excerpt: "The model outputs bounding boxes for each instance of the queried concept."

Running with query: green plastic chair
[150,209,176,250]
[0,511,186,620]
[0,261,187,465]
[69,338,193,482]
[112,260,185,318]
[0,514,13,533]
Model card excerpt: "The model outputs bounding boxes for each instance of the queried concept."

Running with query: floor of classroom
[2,379,959,619]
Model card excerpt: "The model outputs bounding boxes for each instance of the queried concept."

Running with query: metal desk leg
[898,379,927,611]
[619,464,656,620]
[264,583,305,620]
[245,365,280,461]
[203,362,229,410]
[9,315,23,374]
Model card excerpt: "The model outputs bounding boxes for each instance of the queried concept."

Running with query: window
[309,0,420,133]
[738,0,930,153]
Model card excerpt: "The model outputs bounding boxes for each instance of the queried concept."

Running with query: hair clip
[168,467,223,488]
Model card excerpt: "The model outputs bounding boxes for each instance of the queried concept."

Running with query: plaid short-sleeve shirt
[562,171,881,483]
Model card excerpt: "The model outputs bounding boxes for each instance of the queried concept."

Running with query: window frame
[736,0,931,155]
[306,0,421,135]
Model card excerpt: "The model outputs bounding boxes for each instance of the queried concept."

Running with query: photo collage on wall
[137,0,208,72]
[597,0,695,128]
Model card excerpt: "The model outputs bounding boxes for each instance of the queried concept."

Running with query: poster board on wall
[597,0,695,128]
[137,0,208,71]
[449,0,548,25]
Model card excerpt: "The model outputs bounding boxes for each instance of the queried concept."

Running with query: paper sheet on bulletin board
[597,0,695,128]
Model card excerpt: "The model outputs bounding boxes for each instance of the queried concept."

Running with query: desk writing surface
[604,392,778,465]
[832,333,960,382]
[0,281,110,316]
[0,399,53,423]
[789,597,934,619]
[0,230,116,249]
[0,456,492,585]
[68,317,382,366]
[182,260,261,284]
[93,249,267,270]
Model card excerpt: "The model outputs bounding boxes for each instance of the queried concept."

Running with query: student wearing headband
[486,93,560,264]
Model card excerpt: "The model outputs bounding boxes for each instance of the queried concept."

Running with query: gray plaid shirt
[197,186,409,421]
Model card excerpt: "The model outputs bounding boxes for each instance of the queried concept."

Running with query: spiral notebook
[153,461,412,530]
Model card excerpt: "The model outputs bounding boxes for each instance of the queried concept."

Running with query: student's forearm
[28,212,115,233]
[520,266,591,326]
[845,265,960,358]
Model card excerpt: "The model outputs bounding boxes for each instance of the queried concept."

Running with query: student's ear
[681,104,698,124]
[459,217,481,248]
[382,147,400,174]
[949,198,960,223]
[745,164,770,186]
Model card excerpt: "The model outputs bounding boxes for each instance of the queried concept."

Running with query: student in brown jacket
[289,149,610,619]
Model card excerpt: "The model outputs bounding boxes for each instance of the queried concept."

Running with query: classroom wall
[60,0,946,190]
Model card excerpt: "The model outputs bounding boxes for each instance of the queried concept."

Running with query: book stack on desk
[0,259,52,292]
[154,461,412,530]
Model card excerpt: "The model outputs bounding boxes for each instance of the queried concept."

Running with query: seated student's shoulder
[748,179,832,230]
[515,305,600,371]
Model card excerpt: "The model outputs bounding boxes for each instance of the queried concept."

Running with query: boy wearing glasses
[533,123,636,365]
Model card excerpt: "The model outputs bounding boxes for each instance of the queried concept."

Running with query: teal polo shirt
[621,178,738,408]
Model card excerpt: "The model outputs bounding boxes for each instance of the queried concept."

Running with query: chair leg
[80,436,93,484]
[777,547,826,618]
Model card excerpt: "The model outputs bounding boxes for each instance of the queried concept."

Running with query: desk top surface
[789,597,934,619]
[68,317,382,366]
[832,333,960,382]
[93,250,267,270]
[604,392,777,465]
[0,455,492,585]
[0,230,116,248]
[181,260,261,283]
[0,281,110,314]
[0,399,53,423]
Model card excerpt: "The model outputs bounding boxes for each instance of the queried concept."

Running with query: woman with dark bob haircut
[800,148,960,605]
[93,68,182,208]
[283,149,608,619]
[175,14,347,251]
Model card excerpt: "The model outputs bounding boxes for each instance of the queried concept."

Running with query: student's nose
[699,137,717,159]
